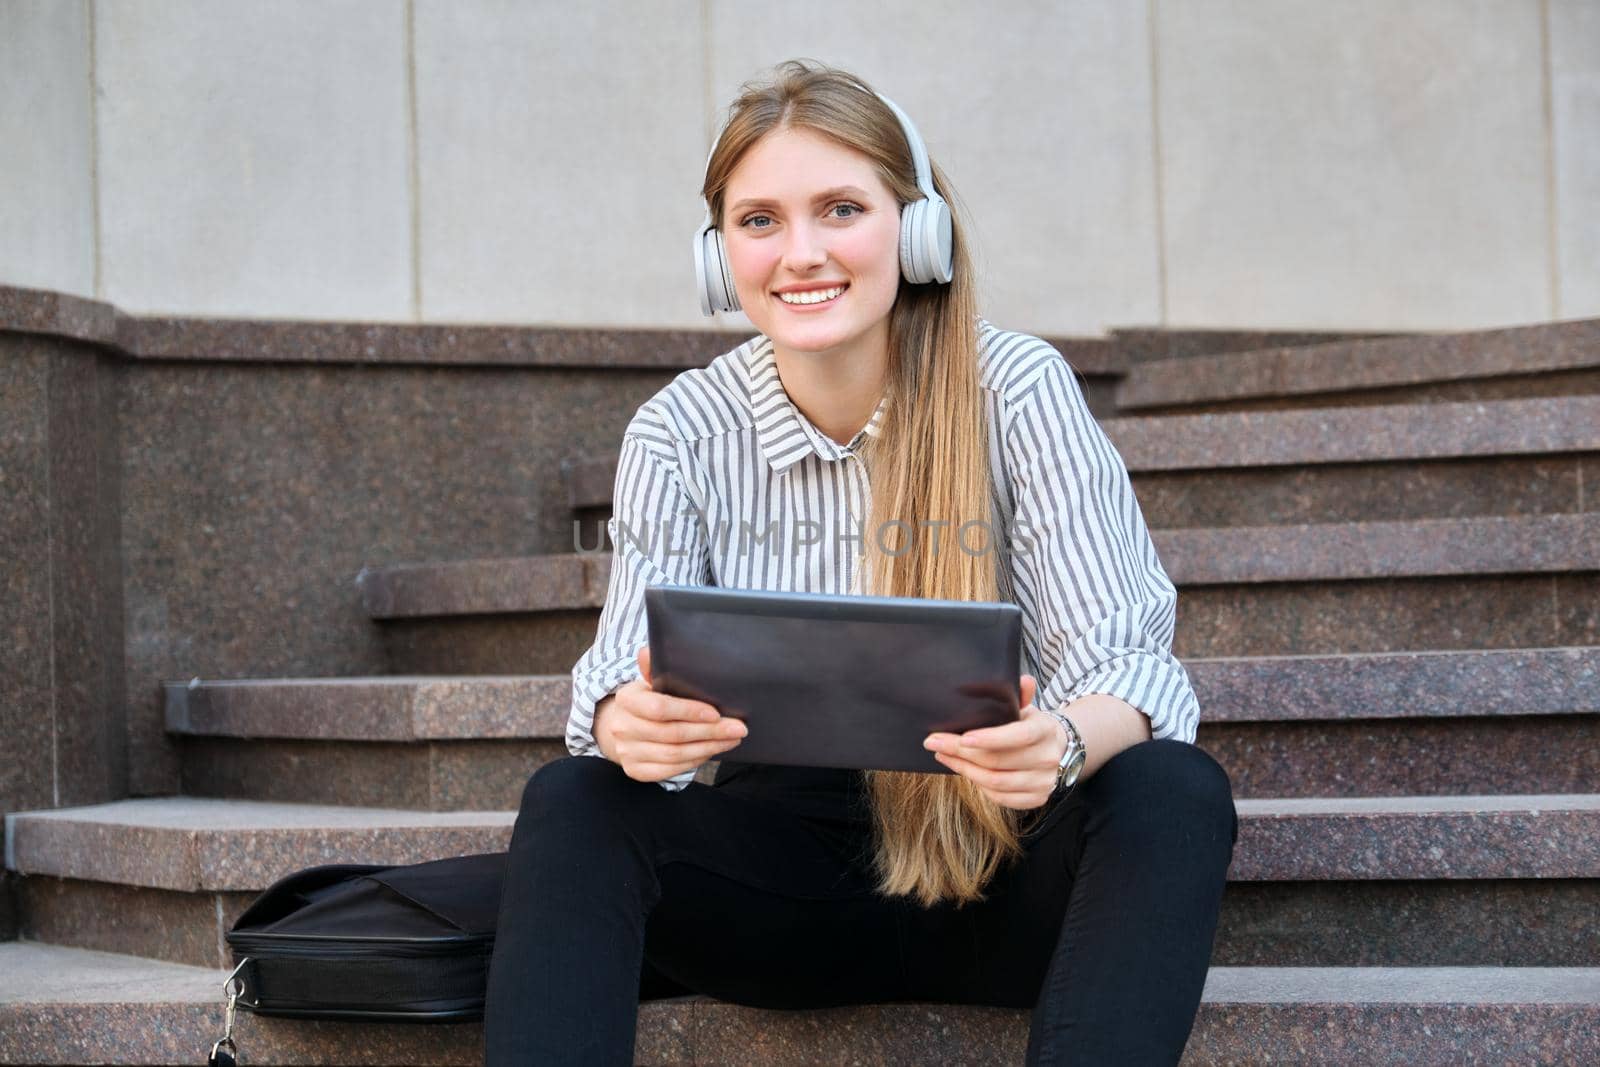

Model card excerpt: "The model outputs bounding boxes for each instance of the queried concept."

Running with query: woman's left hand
[922,675,1064,811]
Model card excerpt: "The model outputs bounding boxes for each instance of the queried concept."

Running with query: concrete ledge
[117,317,747,369]
[1108,325,1394,365]
[163,676,570,741]
[1108,395,1600,472]
[357,514,1600,619]
[1,944,1596,1066]
[1191,647,1600,723]
[0,285,117,345]
[17,866,1600,971]
[1117,317,1600,410]
[4,799,515,892]
[160,648,1600,742]
[565,395,1600,504]
[1204,717,1598,801]
[8,795,1599,893]
[355,554,608,618]
[1161,513,1600,585]
[1229,794,1600,880]
[152,654,1597,803]
[172,737,567,811]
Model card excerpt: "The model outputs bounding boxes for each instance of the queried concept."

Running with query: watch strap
[1045,709,1086,795]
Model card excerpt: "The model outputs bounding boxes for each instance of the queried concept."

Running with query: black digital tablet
[643,584,1024,774]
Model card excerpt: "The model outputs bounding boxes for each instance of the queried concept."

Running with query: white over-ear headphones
[692,89,954,317]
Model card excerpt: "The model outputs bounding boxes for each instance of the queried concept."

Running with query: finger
[630,718,748,747]
[991,792,1054,812]
[932,750,1042,788]
[637,645,652,687]
[957,703,1061,749]
[629,689,721,723]
[624,760,705,784]
[933,718,1039,751]
[626,735,747,767]
[930,759,1050,810]
[1020,674,1037,711]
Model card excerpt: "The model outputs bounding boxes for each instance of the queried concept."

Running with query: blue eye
[830,202,863,219]
[740,214,773,230]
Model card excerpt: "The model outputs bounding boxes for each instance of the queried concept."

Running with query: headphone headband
[871,92,939,205]
[693,83,955,315]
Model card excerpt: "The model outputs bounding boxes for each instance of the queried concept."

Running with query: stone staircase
[4,310,1599,1064]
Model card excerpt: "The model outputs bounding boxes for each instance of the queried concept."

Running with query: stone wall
[3,1,1596,334]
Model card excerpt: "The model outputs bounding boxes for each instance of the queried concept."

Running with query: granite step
[6,795,1599,970]
[1194,647,1600,798]
[163,675,572,811]
[354,553,606,675]
[564,394,1600,528]
[1167,513,1599,658]
[5,799,515,969]
[366,515,1600,606]
[160,648,1600,808]
[359,513,1600,670]
[2,943,1598,1066]
[1115,316,1600,415]
[1107,325,1397,366]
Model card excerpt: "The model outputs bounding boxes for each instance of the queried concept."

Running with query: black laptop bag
[225,851,506,1021]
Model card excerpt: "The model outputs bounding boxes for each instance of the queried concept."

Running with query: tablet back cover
[644,585,1022,774]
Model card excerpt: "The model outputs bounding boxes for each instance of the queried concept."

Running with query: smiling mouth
[776,284,848,306]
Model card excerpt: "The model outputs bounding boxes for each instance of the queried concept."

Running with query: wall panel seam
[405,0,423,322]
[87,0,103,302]
[45,361,60,808]
[1538,0,1560,319]
[1147,0,1169,328]
[700,0,715,151]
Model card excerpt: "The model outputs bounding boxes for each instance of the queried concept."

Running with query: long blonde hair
[704,60,1029,907]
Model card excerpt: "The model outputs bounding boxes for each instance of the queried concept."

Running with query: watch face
[1064,748,1087,785]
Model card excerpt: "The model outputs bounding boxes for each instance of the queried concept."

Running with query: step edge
[4,943,1599,1007]
[9,796,1599,890]
[1115,318,1600,409]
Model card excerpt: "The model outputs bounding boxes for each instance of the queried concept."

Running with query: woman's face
[720,125,903,362]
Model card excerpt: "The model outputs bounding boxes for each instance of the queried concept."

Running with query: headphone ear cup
[694,226,716,316]
[923,197,953,284]
[713,229,741,312]
[899,198,925,283]
[695,225,740,315]
[898,197,954,285]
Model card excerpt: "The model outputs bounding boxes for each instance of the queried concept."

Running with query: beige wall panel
[414,0,707,326]
[707,0,1161,338]
[0,0,95,297]
[94,0,412,319]
[1158,0,1551,330]
[1550,0,1600,320]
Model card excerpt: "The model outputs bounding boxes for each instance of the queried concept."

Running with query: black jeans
[484,738,1238,1066]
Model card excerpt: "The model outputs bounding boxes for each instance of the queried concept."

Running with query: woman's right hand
[592,645,748,783]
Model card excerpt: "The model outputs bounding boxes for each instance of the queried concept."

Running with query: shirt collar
[745,336,891,475]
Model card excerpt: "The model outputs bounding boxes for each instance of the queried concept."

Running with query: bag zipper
[226,933,492,956]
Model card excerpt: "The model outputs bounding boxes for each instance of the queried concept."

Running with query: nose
[780,219,828,273]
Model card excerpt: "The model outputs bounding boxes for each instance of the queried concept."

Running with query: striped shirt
[567,319,1200,790]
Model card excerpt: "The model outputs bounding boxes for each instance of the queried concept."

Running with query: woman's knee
[1084,739,1238,847]
[516,754,639,829]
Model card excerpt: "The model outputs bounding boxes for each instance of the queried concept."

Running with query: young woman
[485,59,1238,1066]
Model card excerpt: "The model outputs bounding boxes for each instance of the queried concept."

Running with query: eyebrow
[727,185,875,214]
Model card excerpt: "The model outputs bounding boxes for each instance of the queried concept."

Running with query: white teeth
[778,285,845,305]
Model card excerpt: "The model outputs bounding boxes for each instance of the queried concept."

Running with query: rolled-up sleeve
[1003,354,1200,743]
[567,413,713,791]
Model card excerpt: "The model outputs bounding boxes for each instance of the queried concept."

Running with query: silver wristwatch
[1045,710,1087,796]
